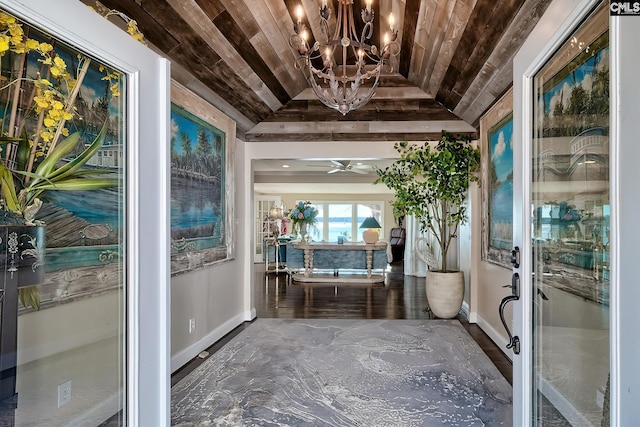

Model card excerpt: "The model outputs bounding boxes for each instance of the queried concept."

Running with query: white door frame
[1,1,171,425]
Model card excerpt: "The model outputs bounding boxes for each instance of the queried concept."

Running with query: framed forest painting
[170,82,236,275]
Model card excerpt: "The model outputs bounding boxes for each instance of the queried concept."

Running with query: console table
[286,241,388,283]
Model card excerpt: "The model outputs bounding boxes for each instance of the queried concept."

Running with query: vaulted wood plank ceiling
[98,0,552,142]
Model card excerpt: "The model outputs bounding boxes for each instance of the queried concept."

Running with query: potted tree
[375,131,480,318]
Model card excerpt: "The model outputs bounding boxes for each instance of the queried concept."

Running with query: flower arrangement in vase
[289,201,318,241]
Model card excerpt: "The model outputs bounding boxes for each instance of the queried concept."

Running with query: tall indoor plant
[375,131,480,317]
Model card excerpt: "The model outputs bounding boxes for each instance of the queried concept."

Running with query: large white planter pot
[425,271,464,319]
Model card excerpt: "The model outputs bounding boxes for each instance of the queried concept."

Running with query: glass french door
[1,1,170,425]
[255,196,281,263]
[515,1,610,425]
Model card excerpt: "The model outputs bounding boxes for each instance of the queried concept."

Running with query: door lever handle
[499,295,520,354]
[498,270,520,355]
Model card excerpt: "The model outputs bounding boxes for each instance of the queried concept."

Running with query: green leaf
[0,162,19,211]
[16,130,31,173]
[47,121,108,181]
[28,177,119,191]
[18,286,40,311]
[33,132,81,180]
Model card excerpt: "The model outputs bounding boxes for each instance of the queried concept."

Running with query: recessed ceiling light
[282,164,290,168]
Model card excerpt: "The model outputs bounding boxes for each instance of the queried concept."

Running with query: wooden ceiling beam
[262,98,462,122]
[243,0,307,93]
[139,0,276,120]
[167,44,268,123]
[399,0,420,78]
[425,0,474,98]
[97,0,180,53]
[193,0,226,21]
[244,131,477,142]
[438,0,525,109]
[415,0,457,94]
[454,0,553,124]
[213,10,291,105]
[218,0,301,98]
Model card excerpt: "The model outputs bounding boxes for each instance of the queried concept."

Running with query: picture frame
[170,81,236,275]
[481,88,513,269]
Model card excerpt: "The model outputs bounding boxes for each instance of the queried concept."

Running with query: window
[305,201,384,242]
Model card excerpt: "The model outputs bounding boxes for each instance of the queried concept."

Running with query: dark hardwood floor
[172,262,513,387]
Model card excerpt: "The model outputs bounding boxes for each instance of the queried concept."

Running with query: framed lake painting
[170,81,236,275]
[481,88,513,269]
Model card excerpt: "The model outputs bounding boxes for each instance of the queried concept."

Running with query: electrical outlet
[57,380,72,408]
[189,318,196,333]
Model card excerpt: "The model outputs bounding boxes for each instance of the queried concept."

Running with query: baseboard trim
[244,307,256,321]
[539,375,593,426]
[171,312,246,373]
[475,313,512,362]
[66,391,120,427]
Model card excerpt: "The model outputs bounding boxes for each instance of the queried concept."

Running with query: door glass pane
[255,197,280,261]
[531,2,609,425]
[0,10,127,425]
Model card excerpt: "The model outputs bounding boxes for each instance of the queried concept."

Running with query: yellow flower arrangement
[0,4,145,221]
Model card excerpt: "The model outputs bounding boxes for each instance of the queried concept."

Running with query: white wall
[170,258,246,372]
[16,294,122,425]
[167,81,249,373]
[169,129,248,372]
[463,88,515,353]
[460,178,513,350]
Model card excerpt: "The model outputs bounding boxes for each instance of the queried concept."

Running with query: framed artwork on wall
[481,88,514,269]
[0,10,129,312]
[170,81,236,275]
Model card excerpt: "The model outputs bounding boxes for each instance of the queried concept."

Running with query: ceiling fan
[307,160,371,174]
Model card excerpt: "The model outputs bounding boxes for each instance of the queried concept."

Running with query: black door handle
[498,270,520,355]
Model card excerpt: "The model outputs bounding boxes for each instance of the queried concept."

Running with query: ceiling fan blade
[349,168,369,174]
[327,168,341,174]
[331,160,349,168]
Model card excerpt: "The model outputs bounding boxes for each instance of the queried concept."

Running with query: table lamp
[269,205,283,220]
[360,217,382,244]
